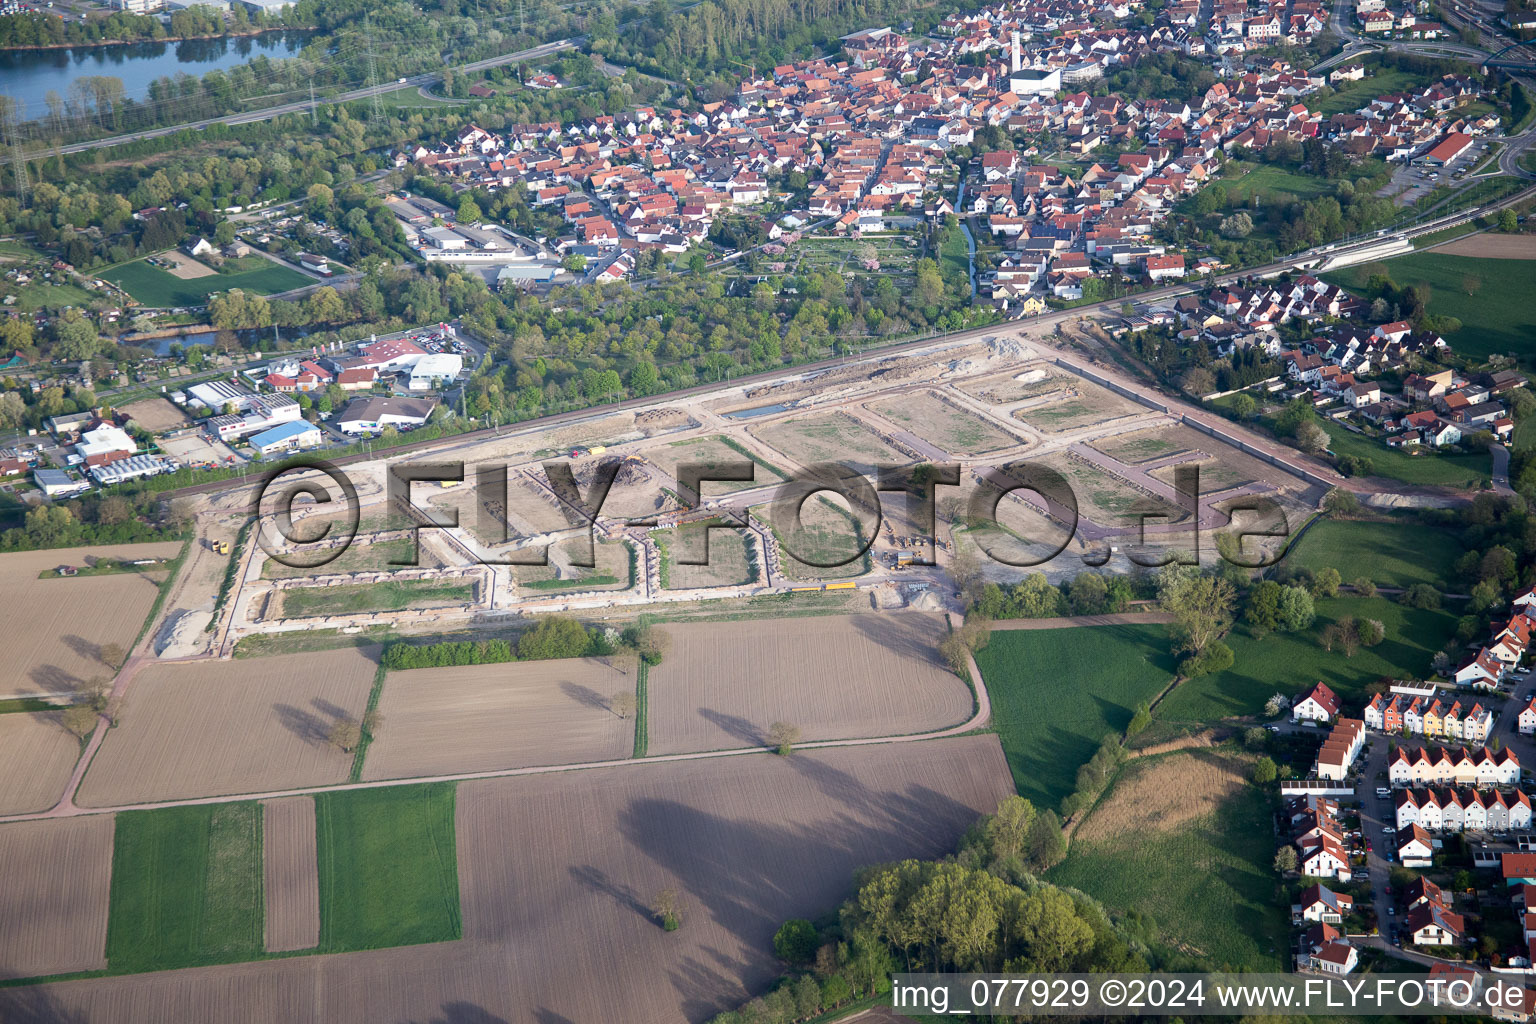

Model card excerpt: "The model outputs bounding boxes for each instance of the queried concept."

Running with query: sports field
[101,257,309,307]
[971,624,1177,808]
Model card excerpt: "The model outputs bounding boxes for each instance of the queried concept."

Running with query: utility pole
[364,14,383,123]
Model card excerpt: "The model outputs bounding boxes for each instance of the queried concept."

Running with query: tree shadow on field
[849,612,944,666]
[559,681,609,713]
[27,664,82,694]
[699,708,764,746]
[60,635,103,664]
[532,1010,575,1024]
[273,698,350,746]
[617,771,986,955]
[406,1003,512,1024]
[568,864,651,923]
[0,984,93,1024]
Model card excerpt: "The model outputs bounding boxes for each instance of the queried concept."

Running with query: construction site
[140,322,1328,658]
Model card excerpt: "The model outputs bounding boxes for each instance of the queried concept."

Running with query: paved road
[43,39,578,157]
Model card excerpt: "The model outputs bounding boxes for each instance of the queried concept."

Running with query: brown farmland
[0,542,183,697]
[0,735,1012,1022]
[361,659,633,780]
[263,797,320,953]
[76,647,378,806]
[647,614,973,754]
[0,712,80,815]
[0,815,114,980]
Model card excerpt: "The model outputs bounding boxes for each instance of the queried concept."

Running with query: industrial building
[248,420,323,456]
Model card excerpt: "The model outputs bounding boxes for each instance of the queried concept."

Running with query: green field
[1218,163,1333,203]
[1049,756,1285,971]
[1284,518,1463,589]
[1157,596,1457,722]
[1310,67,1422,117]
[279,580,475,618]
[101,257,310,307]
[971,625,1176,809]
[11,278,97,312]
[1320,420,1489,488]
[106,802,264,973]
[315,782,461,951]
[1325,251,1536,362]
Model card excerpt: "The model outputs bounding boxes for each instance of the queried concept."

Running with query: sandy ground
[646,613,973,755]
[1435,232,1536,259]
[361,659,634,780]
[0,815,114,980]
[163,251,217,279]
[0,712,80,815]
[120,397,190,433]
[0,735,1011,1022]
[263,797,320,953]
[0,543,184,698]
[76,647,378,806]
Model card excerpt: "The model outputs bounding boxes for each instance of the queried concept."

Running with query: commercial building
[406,354,463,391]
[336,396,437,434]
[248,420,323,455]
[89,455,174,486]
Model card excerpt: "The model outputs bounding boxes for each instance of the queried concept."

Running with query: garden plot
[1016,379,1147,434]
[511,538,633,593]
[656,435,786,494]
[361,659,634,780]
[748,410,912,469]
[0,711,80,815]
[647,613,972,754]
[76,647,378,806]
[654,522,758,590]
[0,542,184,697]
[865,390,1022,456]
[0,815,114,979]
[1036,451,1187,527]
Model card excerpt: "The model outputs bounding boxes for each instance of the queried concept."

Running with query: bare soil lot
[263,796,320,953]
[656,522,758,590]
[76,647,378,806]
[952,363,1066,405]
[0,815,114,979]
[2,736,1011,1024]
[647,614,972,755]
[1016,379,1146,434]
[1436,232,1536,259]
[749,410,910,468]
[1036,451,1185,527]
[361,659,634,780]
[0,542,183,698]
[121,397,190,433]
[511,538,633,593]
[162,250,217,279]
[865,390,1021,456]
[0,712,80,815]
[657,435,786,493]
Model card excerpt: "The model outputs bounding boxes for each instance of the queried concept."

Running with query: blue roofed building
[248,420,323,456]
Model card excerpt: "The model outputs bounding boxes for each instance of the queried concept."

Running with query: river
[0,31,313,116]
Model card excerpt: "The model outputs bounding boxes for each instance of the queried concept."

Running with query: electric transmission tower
[364,15,383,123]
[2,102,29,208]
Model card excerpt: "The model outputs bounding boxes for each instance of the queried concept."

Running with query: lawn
[1320,420,1489,489]
[106,802,264,973]
[101,258,310,307]
[971,624,1177,809]
[1324,252,1536,362]
[315,782,461,951]
[1156,596,1458,723]
[1048,760,1286,971]
[1218,162,1334,203]
[1309,67,1421,116]
[12,278,97,312]
[1284,517,1464,589]
[280,580,475,618]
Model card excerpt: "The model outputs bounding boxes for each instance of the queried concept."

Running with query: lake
[0,31,313,116]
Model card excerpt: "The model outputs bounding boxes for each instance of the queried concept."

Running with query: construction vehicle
[214,539,231,555]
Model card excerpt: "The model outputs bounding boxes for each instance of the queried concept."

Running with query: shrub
[773,919,819,965]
